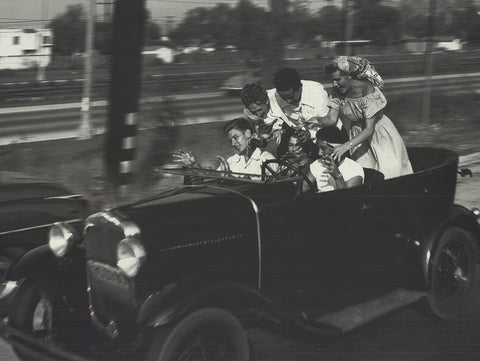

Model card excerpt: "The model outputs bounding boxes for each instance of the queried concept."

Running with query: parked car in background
[0,171,87,280]
[0,147,479,361]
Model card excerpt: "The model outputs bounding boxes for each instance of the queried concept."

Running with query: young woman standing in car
[316,56,413,179]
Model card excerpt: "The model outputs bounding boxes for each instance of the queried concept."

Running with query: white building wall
[0,28,53,70]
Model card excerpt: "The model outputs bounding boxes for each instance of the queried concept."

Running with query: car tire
[148,308,250,361]
[9,279,58,361]
[426,226,478,320]
[0,247,25,280]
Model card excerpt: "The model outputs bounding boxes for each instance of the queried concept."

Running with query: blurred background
[2,0,480,97]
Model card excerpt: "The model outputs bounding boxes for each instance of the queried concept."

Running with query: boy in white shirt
[173,117,277,180]
[312,126,364,191]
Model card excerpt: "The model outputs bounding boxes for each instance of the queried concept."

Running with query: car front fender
[0,245,86,318]
[421,204,480,284]
[6,245,86,281]
[136,281,275,330]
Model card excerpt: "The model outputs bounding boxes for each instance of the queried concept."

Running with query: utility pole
[269,0,287,70]
[421,0,437,125]
[105,0,146,195]
[78,0,96,139]
[36,0,48,81]
[165,16,174,35]
[343,0,353,56]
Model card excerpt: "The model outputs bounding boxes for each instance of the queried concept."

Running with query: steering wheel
[261,159,315,195]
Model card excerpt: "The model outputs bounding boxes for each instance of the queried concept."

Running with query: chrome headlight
[48,222,79,258]
[472,207,480,220]
[116,237,146,278]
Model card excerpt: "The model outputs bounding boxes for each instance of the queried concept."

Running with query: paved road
[0,158,478,361]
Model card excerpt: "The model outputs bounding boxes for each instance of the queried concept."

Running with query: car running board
[313,289,426,333]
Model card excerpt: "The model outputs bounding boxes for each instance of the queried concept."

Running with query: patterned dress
[328,88,413,179]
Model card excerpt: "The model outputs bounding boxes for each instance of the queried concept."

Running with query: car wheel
[148,308,250,361]
[0,247,25,280]
[426,226,478,320]
[9,279,58,361]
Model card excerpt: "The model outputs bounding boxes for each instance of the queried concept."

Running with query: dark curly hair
[324,62,342,76]
[240,81,268,107]
[316,126,349,144]
[273,67,302,92]
[283,127,318,160]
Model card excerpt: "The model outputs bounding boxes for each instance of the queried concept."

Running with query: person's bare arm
[345,175,363,188]
[309,107,340,128]
[331,111,380,162]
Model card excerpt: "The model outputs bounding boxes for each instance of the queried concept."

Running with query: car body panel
[1,147,479,361]
[0,171,87,267]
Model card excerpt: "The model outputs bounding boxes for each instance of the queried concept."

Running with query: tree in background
[169,7,210,47]
[169,0,271,57]
[353,0,401,45]
[49,4,85,56]
[286,0,320,45]
[49,5,161,56]
[232,0,271,56]
[317,4,344,41]
[399,0,480,44]
[176,4,238,48]
[144,9,162,45]
[169,0,408,52]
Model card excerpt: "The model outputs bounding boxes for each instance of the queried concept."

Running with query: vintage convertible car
[0,147,479,361]
[0,171,87,281]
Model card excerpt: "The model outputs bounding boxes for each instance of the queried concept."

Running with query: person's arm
[345,175,363,188]
[303,168,317,193]
[306,108,340,129]
[331,112,380,162]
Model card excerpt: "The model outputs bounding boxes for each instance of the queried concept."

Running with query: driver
[281,128,320,193]
[173,117,277,179]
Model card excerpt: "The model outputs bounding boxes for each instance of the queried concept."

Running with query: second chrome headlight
[116,237,146,278]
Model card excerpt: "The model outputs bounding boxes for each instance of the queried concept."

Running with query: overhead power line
[149,0,269,4]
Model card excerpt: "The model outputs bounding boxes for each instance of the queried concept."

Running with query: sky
[0,0,329,30]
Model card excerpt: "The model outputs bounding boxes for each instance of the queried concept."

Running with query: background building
[0,28,53,70]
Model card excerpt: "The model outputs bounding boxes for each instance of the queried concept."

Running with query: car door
[256,183,365,307]
[270,182,404,311]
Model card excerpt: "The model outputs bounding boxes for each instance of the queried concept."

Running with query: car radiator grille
[87,260,130,290]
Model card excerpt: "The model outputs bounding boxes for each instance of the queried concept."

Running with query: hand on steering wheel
[261,159,315,195]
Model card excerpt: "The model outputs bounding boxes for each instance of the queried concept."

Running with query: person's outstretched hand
[172,149,197,166]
